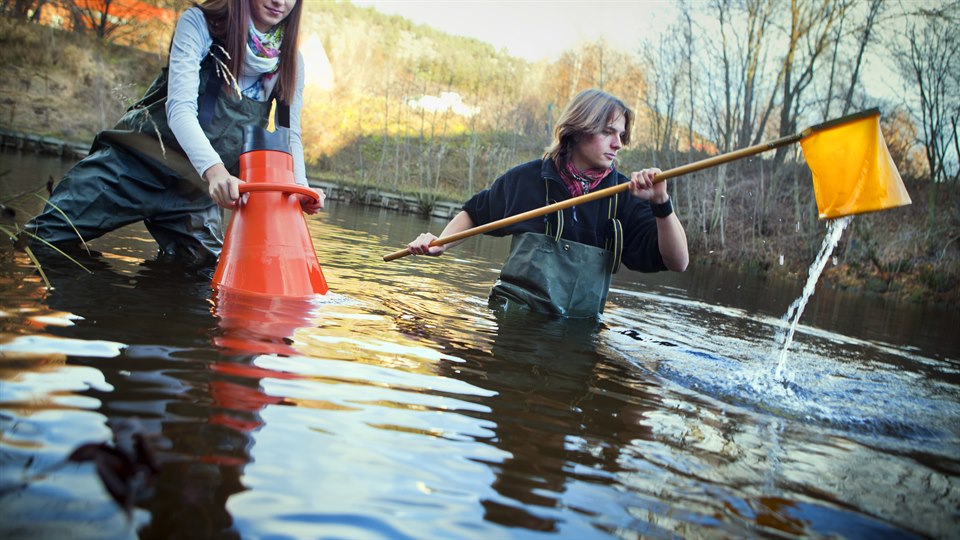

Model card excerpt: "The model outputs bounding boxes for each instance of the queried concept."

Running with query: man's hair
[197,0,303,104]
[543,88,634,166]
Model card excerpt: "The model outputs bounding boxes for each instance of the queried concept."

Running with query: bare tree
[702,0,745,245]
[774,0,845,163]
[681,2,697,218]
[642,28,685,168]
[374,79,391,189]
[707,0,736,155]
[889,1,960,234]
[840,0,883,115]
[64,0,124,39]
[899,3,960,186]
[1,0,43,20]
[465,77,485,196]
[56,0,173,49]
[736,0,777,150]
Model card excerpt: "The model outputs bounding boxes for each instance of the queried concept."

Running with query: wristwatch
[651,197,673,218]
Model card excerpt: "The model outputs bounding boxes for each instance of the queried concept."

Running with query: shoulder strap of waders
[199,43,291,129]
[605,186,623,274]
[275,100,290,128]
[543,179,563,242]
[197,41,228,128]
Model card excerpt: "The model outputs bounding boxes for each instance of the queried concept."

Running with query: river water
[1,149,958,539]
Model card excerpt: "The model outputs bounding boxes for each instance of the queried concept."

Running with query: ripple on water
[605,320,960,448]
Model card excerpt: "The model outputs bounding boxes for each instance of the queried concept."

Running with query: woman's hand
[203,163,242,209]
[407,233,446,256]
[299,188,325,215]
[628,168,668,204]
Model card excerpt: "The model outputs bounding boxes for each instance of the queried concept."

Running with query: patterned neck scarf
[558,158,614,198]
[242,21,283,99]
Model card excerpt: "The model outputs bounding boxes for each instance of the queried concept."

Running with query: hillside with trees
[1,0,957,303]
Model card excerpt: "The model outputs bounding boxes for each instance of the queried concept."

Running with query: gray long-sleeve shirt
[165,7,307,185]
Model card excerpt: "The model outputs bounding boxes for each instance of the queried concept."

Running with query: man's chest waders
[489,183,624,319]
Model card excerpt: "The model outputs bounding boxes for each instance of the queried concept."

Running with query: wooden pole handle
[383,132,802,262]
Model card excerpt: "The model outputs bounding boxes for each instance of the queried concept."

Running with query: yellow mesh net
[800,111,912,220]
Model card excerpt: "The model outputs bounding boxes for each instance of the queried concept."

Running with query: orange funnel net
[800,109,912,220]
[212,126,328,297]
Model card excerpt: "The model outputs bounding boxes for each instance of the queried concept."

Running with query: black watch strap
[651,198,673,218]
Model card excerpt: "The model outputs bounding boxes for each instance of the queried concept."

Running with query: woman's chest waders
[103,44,282,188]
[489,184,624,319]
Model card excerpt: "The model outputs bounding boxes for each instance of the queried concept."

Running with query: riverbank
[0,129,88,159]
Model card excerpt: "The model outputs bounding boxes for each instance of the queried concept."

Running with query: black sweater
[463,159,668,272]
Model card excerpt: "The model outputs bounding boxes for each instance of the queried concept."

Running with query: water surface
[1,150,958,538]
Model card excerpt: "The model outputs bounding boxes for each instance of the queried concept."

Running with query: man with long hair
[407,88,688,318]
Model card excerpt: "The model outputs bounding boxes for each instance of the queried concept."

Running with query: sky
[350,0,681,62]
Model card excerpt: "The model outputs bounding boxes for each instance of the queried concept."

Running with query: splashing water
[772,216,854,382]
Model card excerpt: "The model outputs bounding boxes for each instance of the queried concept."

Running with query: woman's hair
[543,88,634,166]
[197,0,303,104]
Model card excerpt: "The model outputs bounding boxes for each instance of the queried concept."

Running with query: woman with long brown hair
[27,0,321,265]
[406,88,688,318]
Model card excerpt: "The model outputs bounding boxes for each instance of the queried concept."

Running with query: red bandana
[558,159,613,198]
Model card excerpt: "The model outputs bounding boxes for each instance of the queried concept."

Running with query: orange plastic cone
[212,126,328,297]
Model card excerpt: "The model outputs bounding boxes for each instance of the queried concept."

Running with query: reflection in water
[211,288,320,356]
[460,309,656,532]
[0,253,268,538]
